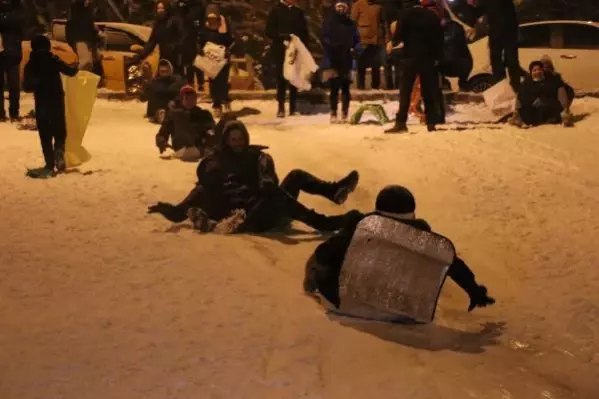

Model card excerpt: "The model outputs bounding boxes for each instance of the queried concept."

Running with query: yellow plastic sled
[62,71,100,168]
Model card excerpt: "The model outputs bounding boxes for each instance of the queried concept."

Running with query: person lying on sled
[148,118,362,233]
[303,184,496,312]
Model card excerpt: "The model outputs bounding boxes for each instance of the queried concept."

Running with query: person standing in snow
[0,0,24,122]
[303,184,496,313]
[322,1,359,124]
[129,0,186,76]
[385,0,444,133]
[198,4,233,118]
[181,0,206,89]
[265,0,309,118]
[66,0,104,80]
[351,0,389,90]
[140,58,184,124]
[23,35,78,178]
[471,0,522,92]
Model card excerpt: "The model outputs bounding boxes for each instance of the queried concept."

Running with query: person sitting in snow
[198,4,233,118]
[303,184,496,312]
[148,117,362,234]
[140,59,184,124]
[155,85,216,162]
[509,61,567,129]
[23,35,78,178]
[540,55,574,127]
[321,0,359,124]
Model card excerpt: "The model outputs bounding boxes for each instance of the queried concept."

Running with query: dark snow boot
[427,124,436,132]
[385,113,408,134]
[467,285,496,312]
[55,149,66,173]
[332,170,360,205]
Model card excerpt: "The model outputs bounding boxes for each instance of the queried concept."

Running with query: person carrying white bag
[195,4,233,118]
[284,34,318,94]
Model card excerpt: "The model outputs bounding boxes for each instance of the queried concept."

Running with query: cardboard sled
[62,70,100,168]
[338,214,456,323]
[483,78,516,118]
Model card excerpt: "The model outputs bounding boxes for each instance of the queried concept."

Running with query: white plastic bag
[193,41,227,79]
[283,35,318,91]
[483,79,516,118]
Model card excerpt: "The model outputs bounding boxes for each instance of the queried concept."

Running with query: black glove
[156,136,168,153]
[468,285,496,312]
[147,202,188,223]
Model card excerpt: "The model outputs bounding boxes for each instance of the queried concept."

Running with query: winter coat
[180,0,207,65]
[198,21,233,51]
[136,12,186,66]
[322,11,360,77]
[351,0,388,46]
[546,71,574,101]
[140,62,184,105]
[441,20,472,64]
[392,6,443,61]
[66,3,100,49]
[23,49,78,114]
[156,101,216,152]
[473,0,518,38]
[265,2,309,60]
[517,76,563,125]
[0,0,24,62]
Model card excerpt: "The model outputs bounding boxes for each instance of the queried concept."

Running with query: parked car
[20,20,159,95]
[466,20,599,93]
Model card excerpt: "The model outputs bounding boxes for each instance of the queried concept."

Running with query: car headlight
[125,59,151,95]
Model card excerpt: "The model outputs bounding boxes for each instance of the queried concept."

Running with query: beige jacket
[351,0,388,46]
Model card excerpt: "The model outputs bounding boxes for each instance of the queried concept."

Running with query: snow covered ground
[1,95,599,399]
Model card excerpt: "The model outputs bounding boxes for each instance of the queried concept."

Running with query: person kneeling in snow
[140,59,184,124]
[23,35,78,178]
[155,85,216,162]
[303,185,496,312]
[148,118,361,234]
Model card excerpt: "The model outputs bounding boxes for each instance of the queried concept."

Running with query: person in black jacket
[148,118,361,233]
[472,0,521,92]
[23,35,78,178]
[66,0,104,78]
[0,0,24,122]
[198,4,233,118]
[130,0,186,76]
[265,0,309,118]
[540,55,574,127]
[304,184,496,313]
[155,85,216,161]
[385,0,444,133]
[140,58,184,123]
[439,17,472,91]
[180,0,206,89]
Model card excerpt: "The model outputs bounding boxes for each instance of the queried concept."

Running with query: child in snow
[198,4,233,118]
[321,1,359,123]
[23,35,78,178]
[140,58,184,124]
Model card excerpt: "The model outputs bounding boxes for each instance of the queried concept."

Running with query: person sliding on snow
[23,35,78,178]
[322,1,359,124]
[155,85,216,161]
[198,4,233,118]
[140,59,184,124]
[148,118,361,234]
[303,184,496,312]
[265,0,309,118]
[509,61,566,128]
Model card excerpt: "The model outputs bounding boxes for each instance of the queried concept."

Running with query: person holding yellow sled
[23,35,78,178]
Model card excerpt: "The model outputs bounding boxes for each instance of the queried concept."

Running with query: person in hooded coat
[509,61,563,128]
[66,0,104,79]
[140,58,184,123]
[155,85,216,161]
[198,4,233,118]
[265,0,309,118]
[130,0,186,76]
[0,0,24,122]
[148,118,362,234]
[303,184,496,313]
[322,1,359,123]
[23,35,78,178]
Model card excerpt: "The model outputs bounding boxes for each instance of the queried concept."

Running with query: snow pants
[0,53,20,119]
[36,100,67,170]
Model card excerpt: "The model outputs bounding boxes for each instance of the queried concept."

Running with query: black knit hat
[31,35,51,52]
[375,185,416,214]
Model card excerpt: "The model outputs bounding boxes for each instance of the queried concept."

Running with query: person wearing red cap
[155,84,216,162]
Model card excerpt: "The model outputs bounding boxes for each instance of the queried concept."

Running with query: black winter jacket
[265,2,309,59]
[473,0,518,38]
[392,6,443,61]
[23,50,78,110]
[0,0,24,61]
[66,3,100,48]
[442,20,472,64]
[136,14,186,65]
[198,26,233,51]
[156,101,216,152]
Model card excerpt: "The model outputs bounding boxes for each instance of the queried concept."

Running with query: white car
[466,20,599,93]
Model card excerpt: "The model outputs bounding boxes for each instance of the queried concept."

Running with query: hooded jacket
[322,7,360,76]
[141,59,184,104]
[265,1,309,60]
[351,0,388,46]
[0,0,24,61]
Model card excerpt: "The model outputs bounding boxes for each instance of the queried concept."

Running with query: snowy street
[1,96,599,399]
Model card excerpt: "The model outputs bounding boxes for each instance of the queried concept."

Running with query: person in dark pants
[148,118,361,234]
[66,0,104,79]
[265,0,309,118]
[198,4,233,118]
[182,0,206,90]
[23,35,78,178]
[303,184,496,312]
[322,1,359,123]
[385,0,444,133]
[471,0,521,91]
[0,0,24,122]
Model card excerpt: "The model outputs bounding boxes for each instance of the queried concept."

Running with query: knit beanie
[31,35,51,52]
[375,185,416,215]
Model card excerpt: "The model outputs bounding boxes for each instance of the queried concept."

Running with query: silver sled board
[338,214,456,323]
